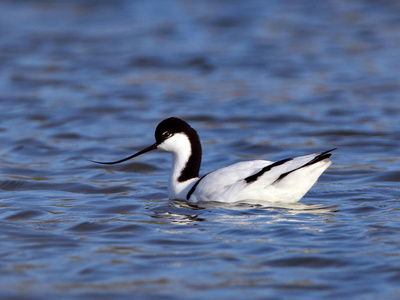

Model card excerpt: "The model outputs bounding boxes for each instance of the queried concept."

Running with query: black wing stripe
[273,148,336,184]
[245,158,293,184]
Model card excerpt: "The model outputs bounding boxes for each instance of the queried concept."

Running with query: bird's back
[188,151,333,204]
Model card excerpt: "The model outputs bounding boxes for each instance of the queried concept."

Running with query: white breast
[158,133,199,200]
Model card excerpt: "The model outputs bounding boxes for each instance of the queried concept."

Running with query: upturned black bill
[91,143,158,165]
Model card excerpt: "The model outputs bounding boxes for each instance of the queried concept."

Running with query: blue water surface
[1,1,400,299]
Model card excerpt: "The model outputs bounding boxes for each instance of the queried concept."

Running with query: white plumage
[93,117,335,205]
[188,154,332,204]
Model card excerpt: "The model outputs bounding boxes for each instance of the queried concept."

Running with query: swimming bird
[92,117,335,205]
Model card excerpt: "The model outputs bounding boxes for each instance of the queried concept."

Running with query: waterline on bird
[170,198,338,214]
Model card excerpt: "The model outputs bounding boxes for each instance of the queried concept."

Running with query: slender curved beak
[90,143,158,165]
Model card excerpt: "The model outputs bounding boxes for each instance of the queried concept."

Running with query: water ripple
[1,0,400,299]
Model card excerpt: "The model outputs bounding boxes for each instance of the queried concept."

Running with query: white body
[187,156,331,204]
[160,134,331,204]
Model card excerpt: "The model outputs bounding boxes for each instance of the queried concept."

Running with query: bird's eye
[162,131,172,139]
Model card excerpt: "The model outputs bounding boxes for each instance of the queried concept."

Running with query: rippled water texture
[1,1,400,299]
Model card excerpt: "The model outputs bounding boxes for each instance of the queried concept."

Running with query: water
[1,0,400,299]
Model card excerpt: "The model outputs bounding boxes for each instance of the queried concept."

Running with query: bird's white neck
[158,133,202,200]
[168,151,198,200]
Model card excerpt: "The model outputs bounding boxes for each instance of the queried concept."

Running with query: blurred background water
[0,0,400,299]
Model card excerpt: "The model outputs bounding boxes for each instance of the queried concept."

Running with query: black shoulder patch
[186,173,209,200]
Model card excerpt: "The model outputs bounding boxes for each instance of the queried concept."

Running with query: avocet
[92,117,335,205]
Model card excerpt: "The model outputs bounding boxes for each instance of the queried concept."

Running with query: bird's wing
[188,160,271,201]
[189,149,335,203]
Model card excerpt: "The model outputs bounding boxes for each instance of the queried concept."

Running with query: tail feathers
[273,148,336,184]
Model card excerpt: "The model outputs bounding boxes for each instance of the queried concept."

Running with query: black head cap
[155,117,202,181]
[91,117,202,181]
[155,117,193,144]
